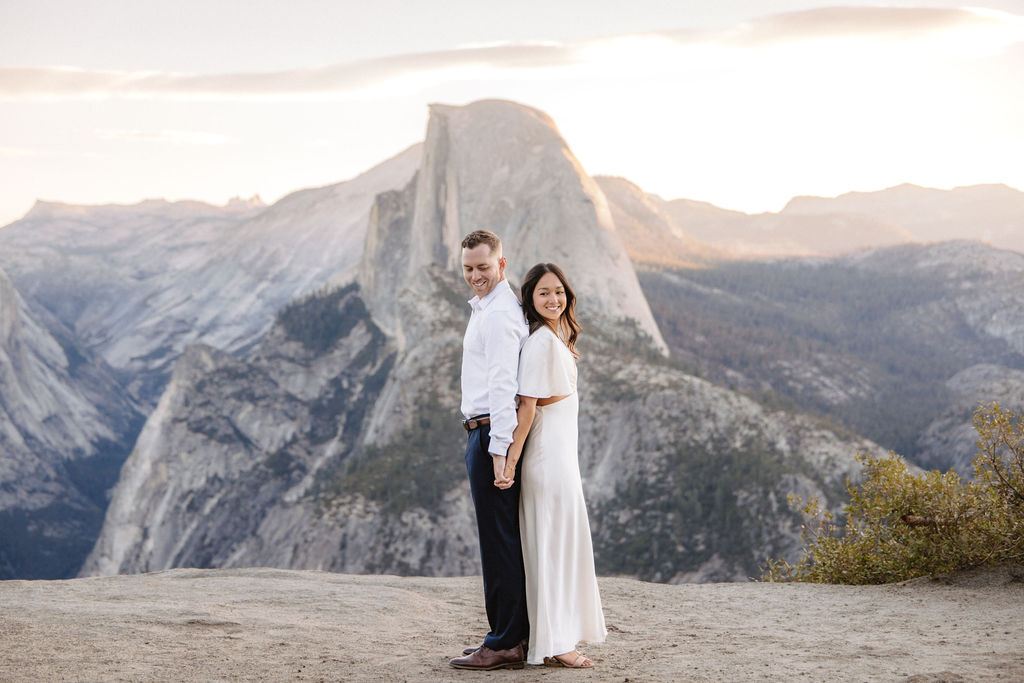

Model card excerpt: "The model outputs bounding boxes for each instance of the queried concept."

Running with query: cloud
[0,42,580,101]
[1,7,1021,101]
[94,129,233,145]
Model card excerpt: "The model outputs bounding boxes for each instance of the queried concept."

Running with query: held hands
[492,454,513,489]
[493,445,522,489]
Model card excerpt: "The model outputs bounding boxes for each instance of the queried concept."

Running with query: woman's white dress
[516,326,607,665]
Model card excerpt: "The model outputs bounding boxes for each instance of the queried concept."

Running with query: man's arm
[483,307,525,457]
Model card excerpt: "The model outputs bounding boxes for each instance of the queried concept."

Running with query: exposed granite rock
[0,267,142,579]
[376,100,668,353]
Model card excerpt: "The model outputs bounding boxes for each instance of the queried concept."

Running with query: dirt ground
[1,566,1021,682]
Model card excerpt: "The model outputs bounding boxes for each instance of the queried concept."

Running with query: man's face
[461,243,506,299]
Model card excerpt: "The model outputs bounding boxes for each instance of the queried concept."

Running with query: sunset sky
[2,1,1023,227]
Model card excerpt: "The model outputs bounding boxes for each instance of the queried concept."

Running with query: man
[449,230,530,671]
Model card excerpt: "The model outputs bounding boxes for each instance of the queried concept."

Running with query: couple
[450,230,607,671]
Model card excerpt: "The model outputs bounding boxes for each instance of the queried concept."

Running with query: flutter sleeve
[517,330,574,398]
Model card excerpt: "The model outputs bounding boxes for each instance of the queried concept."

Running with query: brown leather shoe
[449,643,525,670]
[462,639,527,658]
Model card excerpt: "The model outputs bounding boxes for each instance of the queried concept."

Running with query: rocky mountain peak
[224,195,266,212]
[360,99,667,352]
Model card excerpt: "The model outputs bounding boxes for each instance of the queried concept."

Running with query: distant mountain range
[2,98,1022,581]
[0,145,421,405]
[597,176,1024,258]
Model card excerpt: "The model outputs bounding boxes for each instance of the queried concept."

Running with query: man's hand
[493,454,513,489]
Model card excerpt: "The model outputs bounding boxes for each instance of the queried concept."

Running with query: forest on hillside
[639,259,1024,466]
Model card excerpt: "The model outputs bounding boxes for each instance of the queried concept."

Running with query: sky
[2,1,1024,227]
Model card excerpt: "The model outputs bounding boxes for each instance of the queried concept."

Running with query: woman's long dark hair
[520,262,581,356]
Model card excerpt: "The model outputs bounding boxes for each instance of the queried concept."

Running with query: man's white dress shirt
[461,278,529,457]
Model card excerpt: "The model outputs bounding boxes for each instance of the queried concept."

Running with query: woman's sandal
[543,652,593,668]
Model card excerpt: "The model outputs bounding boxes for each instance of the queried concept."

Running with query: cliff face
[370,100,667,353]
[85,101,875,582]
[0,148,421,579]
[82,284,481,577]
[0,267,142,579]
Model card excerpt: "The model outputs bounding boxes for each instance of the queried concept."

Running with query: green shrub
[762,403,1024,584]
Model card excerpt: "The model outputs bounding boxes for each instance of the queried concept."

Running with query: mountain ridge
[0,143,422,405]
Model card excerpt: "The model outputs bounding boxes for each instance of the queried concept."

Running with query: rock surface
[0,148,420,579]
[1,566,1022,682]
[391,100,667,353]
[0,266,142,579]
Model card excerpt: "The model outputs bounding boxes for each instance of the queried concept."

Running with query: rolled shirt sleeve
[483,305,527,456]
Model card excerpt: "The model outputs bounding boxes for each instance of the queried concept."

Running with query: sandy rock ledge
[1,567,1021,682]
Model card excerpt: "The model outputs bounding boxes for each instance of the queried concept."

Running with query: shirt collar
[468,278,512,313]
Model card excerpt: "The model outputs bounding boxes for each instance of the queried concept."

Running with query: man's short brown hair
[461,230,502,255]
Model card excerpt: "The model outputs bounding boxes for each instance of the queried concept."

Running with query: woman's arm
[494,395,538,488]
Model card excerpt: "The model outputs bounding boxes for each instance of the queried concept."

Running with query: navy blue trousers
[464,424,529,651]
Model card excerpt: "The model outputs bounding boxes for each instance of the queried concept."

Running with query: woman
[498,262,607,668]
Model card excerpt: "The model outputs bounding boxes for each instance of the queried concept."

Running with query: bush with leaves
[762,403,1024,584]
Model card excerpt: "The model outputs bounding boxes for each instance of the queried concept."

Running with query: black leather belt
[462,415,491,431]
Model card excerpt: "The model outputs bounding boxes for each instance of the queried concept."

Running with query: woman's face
[532,271,567,324]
